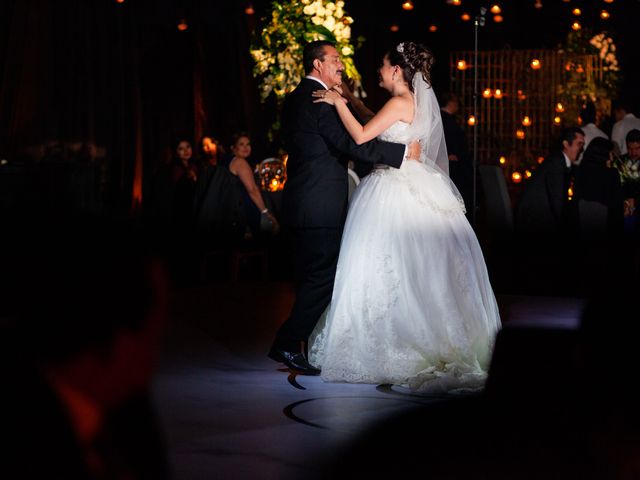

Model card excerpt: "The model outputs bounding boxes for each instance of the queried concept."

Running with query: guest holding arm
[228,132,280,238]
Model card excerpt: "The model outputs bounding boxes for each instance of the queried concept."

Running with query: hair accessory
[397,43,405,53]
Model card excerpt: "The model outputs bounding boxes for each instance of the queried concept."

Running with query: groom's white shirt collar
[306,75,328,90]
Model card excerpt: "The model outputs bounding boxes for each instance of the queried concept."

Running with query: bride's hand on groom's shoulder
[312,89,346,106]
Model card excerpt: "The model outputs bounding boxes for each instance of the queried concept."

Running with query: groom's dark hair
[303,40,335,74]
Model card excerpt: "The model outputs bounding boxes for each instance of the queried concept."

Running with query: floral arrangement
[588,32,620,92]
[250,0,364,103]
[614,156,640,187]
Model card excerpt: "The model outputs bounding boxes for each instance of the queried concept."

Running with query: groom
[268,40,417,375]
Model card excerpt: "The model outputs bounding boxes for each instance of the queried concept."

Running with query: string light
[177,18,188,31]
[530,59,541,69]
[483,88,492,98]
[490,4,501,14]
[245,4,255,15]
[461,13,471,21]
[456,60,468,70]
[512,172,523,183]
[534,0,542,8]
[572,8,581,16]
[493,14,503,23]
[600,10,610,19]
[467,115,476,126]
[572,21,581,31]
[553,116,562,125]
[522,116,532,127]
[429,24,438,32]
[555,102,565,113]
[390,24,400,32]
[516,129,525,139]
[494,89,503,99]
[402,1,414,11]
[499,156,506,165]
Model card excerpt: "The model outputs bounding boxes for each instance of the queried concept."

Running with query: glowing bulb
[537,156,544,164]
[429,24,438,32]
[534,0,542,8]
[467,115,476,126]
[402,1,414,11]
[572,8,581,16]
[490,4,501,14]
[525,170,532,178]
[499,156,506,165]
[461,13,471,21]
[572,21,581,31]
[483,88,492,98]
[522,116,532,127]
[512,172,523,183]
[456,60,468,70]
[494,89,503,99]
[554,116,562,125]
[600,10,610,19]
[493,14,503,22]
[530,59,541,70]
[451,0,462,5]
[516,129,525,139]
[177,18,188,31]
[555,102,564,113]
[390,24,400,32]
[245,4,255,15]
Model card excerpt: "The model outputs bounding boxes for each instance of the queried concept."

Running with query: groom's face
[314,46,344,89]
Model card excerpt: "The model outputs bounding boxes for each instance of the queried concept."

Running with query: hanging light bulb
[483,88,492,98]
[490,4,501,14]
[390,23,400,32]
[555,102,565,113]
[530,59,541,69]
[499,156,507,165]
[467,115,476,126]
[461,13,471,21]
[516,129,525,139]
[429,24,438,32]
[600,10,610,19]
[245,3,255,15]
[494,89,503,99]
[456,59,468,70]
[522,116,532,127]
[553,116,562,125]
[534,0,542,9]
[177,18,188,31]
[572,8,581,16]
[493,14,504,22]
[572,21,581,31]
[512,172,523,183]
[402,0,414,11]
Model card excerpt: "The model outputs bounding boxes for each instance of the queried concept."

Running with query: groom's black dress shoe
[268,348,321,376]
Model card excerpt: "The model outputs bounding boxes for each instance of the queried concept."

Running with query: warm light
[456,60,468,70]
[525,170,532,178]
[516,129,525,139]
[467,115,476,126]
[575,64,584,73]
[499,156,506,165]
[511,172,523,183]
[461,13,471,21]
[402,0,414,11]
[600,10,610,19]
[604,0,614,3]
[517,90,526,100]
[577,116,583,125]
[390,24,400,32]
[271,179,279,187]
[537,156,545,164]
[483,88,492,98]
[450,0,462,5]
[522,116,532,127]
[568,186,574,200]
[490,4,501,14]
[555,102,564,113]
[116,0,125,3]
[572,21,581,31]
[572,8,581,16]
[553,116,562,125]
[494,89,503,99]
[493,14,503,22]
[429,24,438,32]
[177,18,188,31]
[245,4,255,15]
[530,59,541,70]
[565,62,572,71]
[534,0,542,8]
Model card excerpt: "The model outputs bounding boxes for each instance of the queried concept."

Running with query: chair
[478,165,514,240]
[347,168,360,203]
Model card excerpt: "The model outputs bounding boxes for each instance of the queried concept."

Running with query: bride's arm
[314,90,406,145]
[338,82,375,123]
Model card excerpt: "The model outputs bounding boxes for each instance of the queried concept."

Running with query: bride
[308,42,501,393]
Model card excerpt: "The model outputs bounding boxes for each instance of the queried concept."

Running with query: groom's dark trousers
[271,77,405,354]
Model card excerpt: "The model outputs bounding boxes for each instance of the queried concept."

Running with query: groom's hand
[407,140,421,162]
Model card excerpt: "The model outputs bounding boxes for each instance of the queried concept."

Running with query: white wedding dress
[308,77,501,394]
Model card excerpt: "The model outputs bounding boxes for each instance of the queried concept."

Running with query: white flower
[323,15,336,30]
[337,0,345,7]
[326,2,336,11]
[342,25,351,38]
[303,4,315,15]
[335,7,344,17]
[341,45,353,56]
[311,15,324,25]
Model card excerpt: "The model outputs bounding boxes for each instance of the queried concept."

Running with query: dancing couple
[268,40,501,393]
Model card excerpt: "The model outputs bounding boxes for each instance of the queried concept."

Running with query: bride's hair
[386,42,434,91]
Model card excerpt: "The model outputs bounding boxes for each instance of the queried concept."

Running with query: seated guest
[169,137,200,229]
[227,132,279,238]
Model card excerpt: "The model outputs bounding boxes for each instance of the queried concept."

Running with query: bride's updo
[387,41,434,91]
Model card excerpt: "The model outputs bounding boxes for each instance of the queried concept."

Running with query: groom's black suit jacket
[281,77,405,229]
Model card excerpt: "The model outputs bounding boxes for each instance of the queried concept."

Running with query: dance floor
[152,279,585,480]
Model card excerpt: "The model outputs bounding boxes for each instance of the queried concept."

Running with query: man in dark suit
[516,127,585,236]
[268,40,416,375]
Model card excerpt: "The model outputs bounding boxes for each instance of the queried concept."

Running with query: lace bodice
[378,120,412,144]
